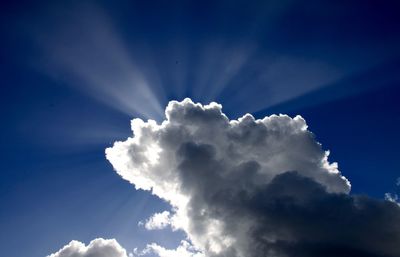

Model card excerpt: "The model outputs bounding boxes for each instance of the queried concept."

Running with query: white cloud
[384,177,400,206]
[47,238,128,257]
[385,193,399,203]
[105,99,361,257]
[138,240,203,257]
[141,211,172,230]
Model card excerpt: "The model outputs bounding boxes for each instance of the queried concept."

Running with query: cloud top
[106,98,350,196]
[107,99,396,256]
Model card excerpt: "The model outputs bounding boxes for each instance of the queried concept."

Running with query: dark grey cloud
[176,142,400,257]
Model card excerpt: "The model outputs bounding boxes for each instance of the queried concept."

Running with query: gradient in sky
[1,1,400,257]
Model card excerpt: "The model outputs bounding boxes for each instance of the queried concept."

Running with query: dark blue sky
[1,1,400,257]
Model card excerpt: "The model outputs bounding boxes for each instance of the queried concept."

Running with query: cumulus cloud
[106,98,350,195]
[385,192,399,203]
[47,238,128,257]
[138,240,203,257]
[103,98,400,257]
[384,177,400,205]
[141,211,172,230]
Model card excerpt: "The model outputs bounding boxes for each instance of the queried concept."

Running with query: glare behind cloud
[33,4,357,124]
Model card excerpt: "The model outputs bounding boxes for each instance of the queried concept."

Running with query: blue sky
[1,1,400,257]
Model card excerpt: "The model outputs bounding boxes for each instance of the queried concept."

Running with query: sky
[1,1,400,257]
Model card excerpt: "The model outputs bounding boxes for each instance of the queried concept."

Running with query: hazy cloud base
[49,99,400,257]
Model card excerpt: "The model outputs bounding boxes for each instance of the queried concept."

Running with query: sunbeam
[32,3,394,123]
[191,41,256,102]
[35,5,164,120]
[257,58,400,115]
[207,54,344,116]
